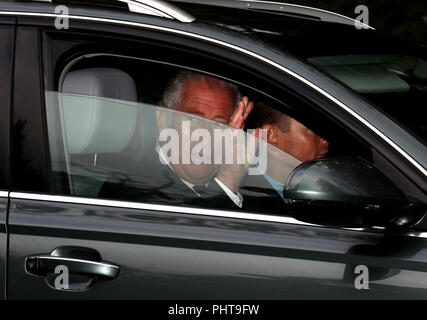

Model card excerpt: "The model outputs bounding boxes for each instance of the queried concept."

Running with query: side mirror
[284,157,425,228]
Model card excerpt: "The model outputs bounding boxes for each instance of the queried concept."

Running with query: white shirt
[156,145,243,208]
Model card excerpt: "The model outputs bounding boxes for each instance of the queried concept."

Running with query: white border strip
[9,192,427,238]
[0,10,424,176]
[0,191,9,198]
[10,192,318,226]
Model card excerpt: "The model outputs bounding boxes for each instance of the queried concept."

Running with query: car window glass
[308,54,427,145]
[40,44,427,228]
[45,65,304,215]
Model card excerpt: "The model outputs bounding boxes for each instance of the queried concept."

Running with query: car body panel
[8,197,427,299]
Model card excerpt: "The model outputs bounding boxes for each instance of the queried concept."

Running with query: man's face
[171,78,236,184]
[177,78,235,124]
[275,118,329,162]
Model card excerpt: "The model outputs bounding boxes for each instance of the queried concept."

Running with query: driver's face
[171,78,236,185]
[277,119,330,162]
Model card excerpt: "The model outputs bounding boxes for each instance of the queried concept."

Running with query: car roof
[172,0,373,27]
[7,0,370,28]
[6,0,420,59]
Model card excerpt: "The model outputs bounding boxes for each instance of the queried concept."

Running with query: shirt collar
[155,144,207,195]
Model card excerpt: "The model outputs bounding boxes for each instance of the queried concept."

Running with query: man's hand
[229,96,254,130]
[216,96,255,194]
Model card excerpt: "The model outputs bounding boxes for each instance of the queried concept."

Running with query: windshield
[307,53,427,145]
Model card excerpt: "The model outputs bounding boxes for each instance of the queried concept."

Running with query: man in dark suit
[98,149,286,213]
[99,71,287,213]
[248,102,330,200]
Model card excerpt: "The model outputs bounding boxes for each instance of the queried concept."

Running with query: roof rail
[169,0,374,29]
[118,0,195,22]
[31,0,196,22]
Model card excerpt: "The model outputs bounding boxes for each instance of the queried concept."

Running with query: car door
[7,16,427,299]
[0,17,14,300]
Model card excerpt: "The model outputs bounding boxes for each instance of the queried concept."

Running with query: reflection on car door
[8,195,427,299]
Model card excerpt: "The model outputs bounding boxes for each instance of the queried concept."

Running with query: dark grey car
[0,0,426,299]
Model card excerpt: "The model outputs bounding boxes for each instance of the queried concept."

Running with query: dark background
[270,0,427,46]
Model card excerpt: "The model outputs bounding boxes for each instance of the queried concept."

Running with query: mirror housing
[284,157,425,228]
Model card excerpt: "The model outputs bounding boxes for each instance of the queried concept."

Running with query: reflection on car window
[308,54,427,144]
[45,68,305,214]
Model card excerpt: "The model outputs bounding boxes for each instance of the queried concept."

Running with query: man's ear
[254,124,278,146]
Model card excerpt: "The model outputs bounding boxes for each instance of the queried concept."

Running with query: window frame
[40,19,426,192]
[6,11,424,192]
[45,42,374,201]
[8,15,425,236]
[0,19,15,191]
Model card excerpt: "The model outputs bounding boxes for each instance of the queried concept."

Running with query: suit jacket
[98,153,287,214]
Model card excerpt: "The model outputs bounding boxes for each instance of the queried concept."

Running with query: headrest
[61,68,138,154]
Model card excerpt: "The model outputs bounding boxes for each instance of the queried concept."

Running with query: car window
[39,32,426,227]
[308,54,427,145]
[45,61,305,214]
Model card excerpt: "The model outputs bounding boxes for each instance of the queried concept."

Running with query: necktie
[193,184,209,197]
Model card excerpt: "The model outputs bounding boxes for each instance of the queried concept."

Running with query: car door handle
[26,255,120,279]
[25,246,120,290]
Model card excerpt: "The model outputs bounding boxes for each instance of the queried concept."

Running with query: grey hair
[162,70,242,110]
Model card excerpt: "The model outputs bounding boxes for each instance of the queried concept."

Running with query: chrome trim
[169,0,373,29]
[407,232,427,239]
[30,0,371,28]
[0,10,424,176]
[11,192,321,227]
[10,192,427,239]
[0,191,9,198]
[243,0,373,29]
[118,0,195,22]
[25,255,120,269]
[31,0,195,23]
